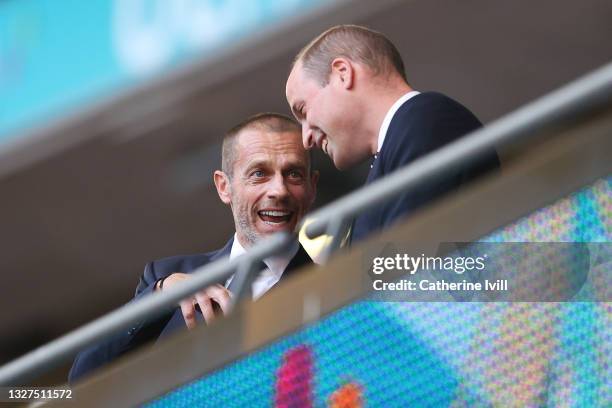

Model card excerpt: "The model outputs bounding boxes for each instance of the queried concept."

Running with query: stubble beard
[236,212,260,248]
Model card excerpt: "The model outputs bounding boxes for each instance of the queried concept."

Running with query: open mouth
[258,210,293,225]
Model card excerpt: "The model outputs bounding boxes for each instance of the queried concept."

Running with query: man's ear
[213,170,232,205]
[330,57,354,89]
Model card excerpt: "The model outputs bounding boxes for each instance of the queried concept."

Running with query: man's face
[216,129,317,248]
[286,62,364,170]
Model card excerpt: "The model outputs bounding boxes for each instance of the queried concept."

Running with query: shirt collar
[229,234,247,260]
[377,90,420,152]
[229,233,299,276]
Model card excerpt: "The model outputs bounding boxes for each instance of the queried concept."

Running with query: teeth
[260,210,289,216]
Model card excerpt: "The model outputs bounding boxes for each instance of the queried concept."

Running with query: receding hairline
[292,24,407,85]
[221,112,309,177]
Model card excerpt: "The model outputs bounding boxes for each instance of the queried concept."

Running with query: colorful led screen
[148,176,611,407]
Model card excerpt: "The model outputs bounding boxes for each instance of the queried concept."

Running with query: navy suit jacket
[69,237,312,383]
[352,92,500,242]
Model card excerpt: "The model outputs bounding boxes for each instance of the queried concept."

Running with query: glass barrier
[147,176,611,406]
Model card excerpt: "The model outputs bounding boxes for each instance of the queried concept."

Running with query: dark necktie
[226,260,268,297]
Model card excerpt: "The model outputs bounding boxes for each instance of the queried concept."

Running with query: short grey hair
[222,112,308,178]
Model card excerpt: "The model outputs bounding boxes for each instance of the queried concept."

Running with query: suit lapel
[158,237,233,340]
[158,241,313,342]
[279,244,313,283]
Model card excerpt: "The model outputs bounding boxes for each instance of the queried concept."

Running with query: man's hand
[157,273,233,328]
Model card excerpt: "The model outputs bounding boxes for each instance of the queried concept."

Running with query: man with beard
[69,113,318,382]
[285,25,499,242]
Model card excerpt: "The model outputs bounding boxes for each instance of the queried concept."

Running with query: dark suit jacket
[69,237,312,383]
[351,92,500,242]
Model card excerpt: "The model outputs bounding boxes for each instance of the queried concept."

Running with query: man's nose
[267,173,289,198]
[302,125,314,150]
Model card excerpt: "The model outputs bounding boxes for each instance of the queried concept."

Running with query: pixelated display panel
[148,176,611,407]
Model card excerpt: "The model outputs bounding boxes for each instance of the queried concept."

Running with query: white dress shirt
[226,234,299,300]
[377,91,421,153]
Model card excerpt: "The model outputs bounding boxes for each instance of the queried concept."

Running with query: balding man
[69,113,318,382]
[286,24,499,241]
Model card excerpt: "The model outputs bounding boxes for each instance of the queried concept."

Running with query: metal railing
[0,61,611,386]
[305,61,612,246]
[0,233,292,386]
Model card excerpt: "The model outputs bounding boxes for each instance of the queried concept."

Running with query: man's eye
[288,170,304,179]
[252,170,265,178]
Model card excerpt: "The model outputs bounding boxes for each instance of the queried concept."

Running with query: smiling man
[69,113,318,382]
[286,25,499,241]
